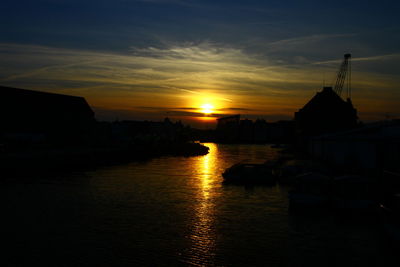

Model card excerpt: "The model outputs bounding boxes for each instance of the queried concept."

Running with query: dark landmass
[0,141,209,176]
[0,86,210,176]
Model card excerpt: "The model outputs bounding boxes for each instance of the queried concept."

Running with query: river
[3,143,394,266]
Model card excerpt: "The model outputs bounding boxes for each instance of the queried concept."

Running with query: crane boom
[333,53,351,98]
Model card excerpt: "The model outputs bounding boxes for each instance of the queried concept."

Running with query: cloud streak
[0,41,399,122]
[313,53,400,65]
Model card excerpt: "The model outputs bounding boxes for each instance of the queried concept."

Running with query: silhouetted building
[267,120,295,143]
[253,119,268,143]
[239,119,254,142]
[0,86,95,144]
[216,115,294,143]
[295,86,357,137]
[216,115,240,142]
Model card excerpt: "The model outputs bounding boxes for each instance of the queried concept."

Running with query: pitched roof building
[0,86,95,143]
[295,86,358,137]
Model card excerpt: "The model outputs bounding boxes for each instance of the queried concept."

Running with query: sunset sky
[1,0,399,127]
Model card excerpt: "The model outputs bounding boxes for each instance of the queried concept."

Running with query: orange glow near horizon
[197,116,216,121]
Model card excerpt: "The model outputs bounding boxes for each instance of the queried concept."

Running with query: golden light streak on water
[185,143,219,265]
[201,147,211,199]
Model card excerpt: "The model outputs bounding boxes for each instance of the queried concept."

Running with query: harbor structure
[295,86,358,137]
[294,54,358,148]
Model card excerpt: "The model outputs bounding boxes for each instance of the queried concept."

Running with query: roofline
[0,85,85,100]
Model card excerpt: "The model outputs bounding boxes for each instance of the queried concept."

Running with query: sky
[1,0,399,127]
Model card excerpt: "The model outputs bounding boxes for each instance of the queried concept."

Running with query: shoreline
[0,142,209,177]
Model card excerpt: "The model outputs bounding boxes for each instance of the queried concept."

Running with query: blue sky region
[1,0,399,125]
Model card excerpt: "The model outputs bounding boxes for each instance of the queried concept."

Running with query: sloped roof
[0,86,94,117]
[300,86,353,113]
[295,86,358,135]
[0,86,95,133]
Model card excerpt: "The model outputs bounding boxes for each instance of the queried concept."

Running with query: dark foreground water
[2,144,396,266]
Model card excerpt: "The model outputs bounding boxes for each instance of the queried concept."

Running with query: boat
[276,159,330,185]
[222,163,276,185]
[331,175,377,212]
[288,172,331,209]
[380,193,400,242]
[270,144,283,148]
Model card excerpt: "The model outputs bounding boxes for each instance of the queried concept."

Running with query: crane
[333,53,352,99]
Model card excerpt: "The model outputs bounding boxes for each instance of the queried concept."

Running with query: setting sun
[201,103,214,115]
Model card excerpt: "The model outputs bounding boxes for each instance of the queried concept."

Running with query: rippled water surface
[3,144,394,266]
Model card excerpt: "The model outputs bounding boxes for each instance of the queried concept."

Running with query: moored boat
[276,159,330,185]
[222,163,276,185]
[331,175,378,212]
[380,193,400,243]
[288,172,332,209]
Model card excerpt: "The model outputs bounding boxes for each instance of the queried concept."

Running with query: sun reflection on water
[201,147,211,199]
[185,143,219,266]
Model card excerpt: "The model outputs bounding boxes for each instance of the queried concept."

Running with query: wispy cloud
[0,42,398,122]
[132,0,193,5]
[264,33,356,51]
[313,53,400,65]
[131,105,240,118]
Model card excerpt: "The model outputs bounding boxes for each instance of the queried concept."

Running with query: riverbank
[0,141,209,176]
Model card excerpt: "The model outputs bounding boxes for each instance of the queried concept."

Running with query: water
[2,143,394,266]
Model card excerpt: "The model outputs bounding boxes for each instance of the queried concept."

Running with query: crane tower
[333,53,352,99]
